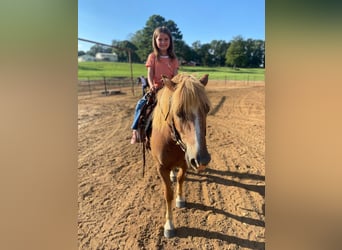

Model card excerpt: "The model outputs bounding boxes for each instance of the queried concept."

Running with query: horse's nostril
[197,152,211,166]
[190,159,198,168]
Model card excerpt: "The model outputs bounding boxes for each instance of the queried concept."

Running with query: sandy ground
[78,80,265,249]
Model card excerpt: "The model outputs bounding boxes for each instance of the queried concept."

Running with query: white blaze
[194,110,201,153]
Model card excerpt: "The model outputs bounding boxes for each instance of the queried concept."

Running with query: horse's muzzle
[189,152,211,172]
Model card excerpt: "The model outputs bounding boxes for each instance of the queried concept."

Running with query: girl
[130,26,179,144]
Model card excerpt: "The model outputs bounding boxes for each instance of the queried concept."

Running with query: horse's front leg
[176,167,186,208]
[170,169,177,182]
[158,165,175,238]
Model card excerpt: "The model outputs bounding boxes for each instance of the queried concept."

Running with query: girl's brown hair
[152,26,176,60]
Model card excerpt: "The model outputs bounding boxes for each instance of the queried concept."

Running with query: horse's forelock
[152,74,211,130]
[172,76,211,120]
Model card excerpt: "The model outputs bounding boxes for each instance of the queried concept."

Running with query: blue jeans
[131,95,147,130]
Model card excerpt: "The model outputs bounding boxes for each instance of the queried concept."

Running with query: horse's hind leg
[158,165,176,238]
[176,167,186,208]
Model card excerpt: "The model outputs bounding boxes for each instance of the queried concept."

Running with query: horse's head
[162,73,211,171]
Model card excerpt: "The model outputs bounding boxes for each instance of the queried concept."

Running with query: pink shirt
[145,53,179,88]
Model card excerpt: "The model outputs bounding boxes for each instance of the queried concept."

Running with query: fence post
[103,76,108,95]
[128,50,135,96]
[87,77,92,96]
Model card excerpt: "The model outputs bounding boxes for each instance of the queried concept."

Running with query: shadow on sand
[176,226,265,249]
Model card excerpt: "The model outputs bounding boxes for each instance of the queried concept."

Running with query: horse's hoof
[176,199,186,208]
[164,228,176,238]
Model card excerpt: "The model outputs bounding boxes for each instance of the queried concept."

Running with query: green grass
[78,62,265,81]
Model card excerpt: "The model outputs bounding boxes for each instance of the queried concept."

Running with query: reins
[141,90,156,178]
[142,141,146,177]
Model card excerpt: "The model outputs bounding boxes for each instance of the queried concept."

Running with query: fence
[78,77,139,96]
[78,75,265,97]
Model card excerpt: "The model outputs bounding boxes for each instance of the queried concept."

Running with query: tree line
[78,15,265,68]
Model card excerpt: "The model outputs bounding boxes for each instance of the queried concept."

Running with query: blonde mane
[153,73,211,130]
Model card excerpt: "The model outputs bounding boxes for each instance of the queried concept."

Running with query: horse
[150,73,211,238]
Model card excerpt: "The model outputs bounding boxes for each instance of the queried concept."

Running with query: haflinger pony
[150,73,211,238]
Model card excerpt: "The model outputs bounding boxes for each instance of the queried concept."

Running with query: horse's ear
[162,75,176,91]
[199,74,209,86]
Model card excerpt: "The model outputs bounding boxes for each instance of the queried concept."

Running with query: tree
[174,39,194,63]
[111,40,139,63]
[225,36,247,68]
[252,39,264,68]
[190,41,229,66]
[104,15,265,68]
[209,40,230,66]
[78,51,86,56]
[131,15,183,61]
[190,41,202,65]
[199,43,215,66]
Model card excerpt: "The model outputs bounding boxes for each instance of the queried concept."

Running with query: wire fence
[78,76,139,96]
[78,75,265,98]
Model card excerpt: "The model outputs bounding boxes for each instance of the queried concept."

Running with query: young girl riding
[130,26,179,144]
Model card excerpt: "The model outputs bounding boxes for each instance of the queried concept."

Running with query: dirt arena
[78,79,265,249]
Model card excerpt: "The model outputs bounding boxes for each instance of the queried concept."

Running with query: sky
[78,0,265,52]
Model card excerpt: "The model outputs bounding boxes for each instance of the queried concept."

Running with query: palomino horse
[150,73,211,238]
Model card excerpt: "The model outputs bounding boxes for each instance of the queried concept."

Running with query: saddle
[137,91,156,149]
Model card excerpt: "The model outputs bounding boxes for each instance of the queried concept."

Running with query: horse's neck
[153,90,173,130]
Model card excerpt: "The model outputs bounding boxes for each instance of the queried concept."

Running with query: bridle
[142,90,186,177]
[170,118,186,152]
[159,94,187,152]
